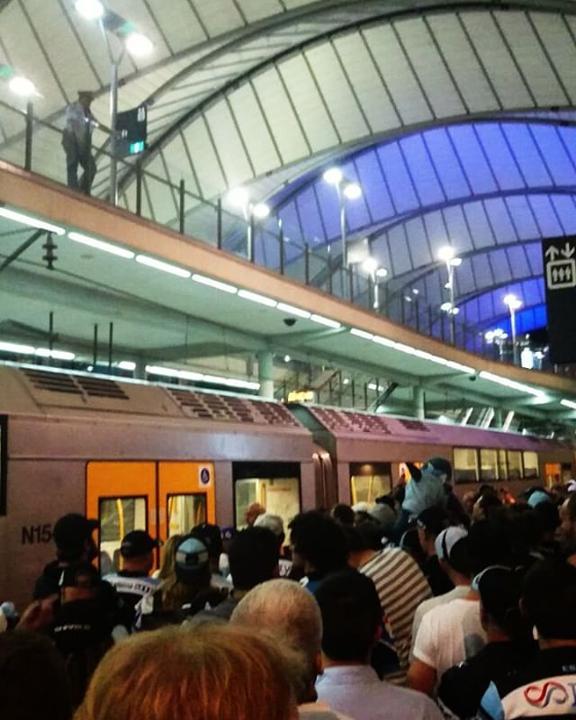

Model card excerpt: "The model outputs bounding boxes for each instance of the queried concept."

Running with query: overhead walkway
[1,161,576,436]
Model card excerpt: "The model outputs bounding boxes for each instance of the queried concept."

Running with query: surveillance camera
[469,373,478,382]
[283,318,297,327]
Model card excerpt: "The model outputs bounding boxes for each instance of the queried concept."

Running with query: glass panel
[523,451,540,480]
[507,451,522,481]
[99,497,147,573]
[235,477,300,533]
[167,494,206,536]
[498,450,507,480]
[351,474,391,505]
[480,449,498,481]
[454,448,478,483]
[523,452,539,480]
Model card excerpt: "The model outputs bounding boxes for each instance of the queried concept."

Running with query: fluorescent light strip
[145,365,259,390]
[68,232,134,259]
[0,341,75,360]
[310,314,341,329]
[192,274,238,294]
[479,371,546,398]
[277,303,311,319]
[368,333,475,374]
[35,348,75,360]
[561,399,576,411]
[0,341,35,354]
[135,255,191,278]
[350,329,373,340]
[238,290,277,308]
[117,361,136,371]
[0,207,66,236]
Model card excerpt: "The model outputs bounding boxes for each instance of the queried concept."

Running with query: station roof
[2,0,576,431]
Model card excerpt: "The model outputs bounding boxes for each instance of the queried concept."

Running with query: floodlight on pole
[362,257,379,275]
[125,32,154,57]
[8,76,37,97]
[323,167,343,185]
[75,0,104,20]
[322,167,362,272]
[438,245,461,344]
[75,1,153,206]
[342,182,362,201]
[504,294,522,365]
[226,187,270,260]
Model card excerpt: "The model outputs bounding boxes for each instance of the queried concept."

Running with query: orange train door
[86,461,216,572]
[157,462,216,544]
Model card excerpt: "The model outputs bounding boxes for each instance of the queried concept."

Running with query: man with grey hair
[254,514,292,577]
[231,579,349,719]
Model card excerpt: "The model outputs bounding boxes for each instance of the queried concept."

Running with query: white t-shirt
[410,585,471,658]
[412,598,486,682]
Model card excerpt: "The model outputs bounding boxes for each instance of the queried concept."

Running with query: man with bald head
[231,579,348,719]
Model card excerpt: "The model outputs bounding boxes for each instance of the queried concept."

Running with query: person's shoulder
[382,683,443,718]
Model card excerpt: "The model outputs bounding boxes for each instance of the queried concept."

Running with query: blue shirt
[316,665,443,720]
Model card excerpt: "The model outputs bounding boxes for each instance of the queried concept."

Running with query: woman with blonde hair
[75,624,298,720]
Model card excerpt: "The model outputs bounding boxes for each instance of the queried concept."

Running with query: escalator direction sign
[542,236,576,363]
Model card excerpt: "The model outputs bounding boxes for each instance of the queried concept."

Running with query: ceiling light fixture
[479,371,547,399]
[68,231,134,259]
[310,314,341,329]
[135,255,191,278]
[276,303,311,319]
[0,207,65,235]
[238,290,277,308]
[192,274,238,294]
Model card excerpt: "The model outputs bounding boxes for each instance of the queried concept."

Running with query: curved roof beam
[117,3,576,199]
[271,116,576,214]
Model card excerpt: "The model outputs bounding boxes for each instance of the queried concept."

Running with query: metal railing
[0,99,556,371]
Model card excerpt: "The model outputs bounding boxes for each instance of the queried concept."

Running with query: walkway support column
[258,351,274,399]
[413,385,425,420]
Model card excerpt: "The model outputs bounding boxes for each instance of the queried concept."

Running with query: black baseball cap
[53,514,99,550]
[120,530,159,558]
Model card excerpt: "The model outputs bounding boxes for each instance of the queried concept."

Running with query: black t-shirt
[478,646,576,720]
[438,640,537,719]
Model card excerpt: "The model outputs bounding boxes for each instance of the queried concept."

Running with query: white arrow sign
[546,246,560,260]
[562,242,575,259]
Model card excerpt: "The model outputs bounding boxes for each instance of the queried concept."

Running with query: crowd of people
[2,459,576,720]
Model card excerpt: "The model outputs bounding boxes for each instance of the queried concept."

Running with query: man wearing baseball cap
[33,513,99,600]
[103,530,160,630]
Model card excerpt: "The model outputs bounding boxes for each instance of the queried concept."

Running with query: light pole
[361,257,388,311]
[226,187,270,262]
[323,167,362,281]
[503,293,522,365]
[484,328,508,361]
[438,245,462,344]
[75,0,153,205]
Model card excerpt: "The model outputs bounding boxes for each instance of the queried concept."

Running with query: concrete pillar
[494,408,504,428]
[258,351,274,399]
[413,385,425,420]
[134,358,146,380]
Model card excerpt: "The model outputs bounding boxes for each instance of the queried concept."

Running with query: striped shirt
[360,548,431,685]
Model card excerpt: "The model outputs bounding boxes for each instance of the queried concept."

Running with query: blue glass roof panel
[422,128,470,200]
[400,134,446,207]
[474,124,525,191]
[447,125,497,195]
[378,143,419,214]
[501,124,553,187]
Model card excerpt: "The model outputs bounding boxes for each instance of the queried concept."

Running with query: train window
[0,415,6,515]
[350,463,392,505]
[480,449,498,481]
[235,476,300,534]
[99,496,147,573]
[454,448,478,483]
[507,451,522,481]
[523,452,539,480]
[498,450,507,481]
[167,494,206,536]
